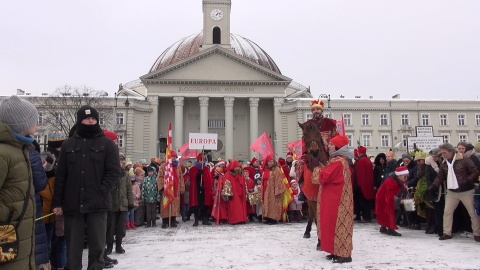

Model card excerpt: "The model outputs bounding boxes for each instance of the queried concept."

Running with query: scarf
[76,123,102,138]
[291,187,299,195]
[446,155,459,189]
[14,133,34,143]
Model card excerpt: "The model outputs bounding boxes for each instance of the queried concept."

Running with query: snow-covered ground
[83,219,479,270]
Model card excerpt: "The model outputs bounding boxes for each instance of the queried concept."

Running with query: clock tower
[201,0,232,50]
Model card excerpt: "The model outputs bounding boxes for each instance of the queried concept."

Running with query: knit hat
[250,157,258,165]
[226,159,240,171]
[278,158,286,166]
[170,151,178,158]
[401,153,412,160]
[147,166,156,172]
[330,135,349,149]
[357,146,367,155]
[0,95,38,134]
[134,167,145,176]
[264,155,274,164]
[76,105,99,124]
[286,152,293,158]
[310,98,325,111]
[395,166,409,176]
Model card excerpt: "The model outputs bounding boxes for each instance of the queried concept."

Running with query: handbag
[0,174,32,264]
[298,191,307,202]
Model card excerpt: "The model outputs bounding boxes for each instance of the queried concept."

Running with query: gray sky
[1,1,479,100]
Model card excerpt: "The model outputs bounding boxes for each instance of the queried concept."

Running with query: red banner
[179,142,198,162]
[286,139,303,160]
[336,115,345,136]
[249,132,274,160]
[165,123,172,160]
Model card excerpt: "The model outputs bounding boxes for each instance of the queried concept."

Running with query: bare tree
[32,85,113,137]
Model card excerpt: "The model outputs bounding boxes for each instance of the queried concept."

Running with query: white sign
[416,126,434,137]
[188,133,218,150]
[407,136,444,153]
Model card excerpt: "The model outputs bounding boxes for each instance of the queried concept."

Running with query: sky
[1,1,479,100]
[83,219,479,269]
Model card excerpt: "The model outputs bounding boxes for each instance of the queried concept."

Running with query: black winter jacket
[53,131,120,214]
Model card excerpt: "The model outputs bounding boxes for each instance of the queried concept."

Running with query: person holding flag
[157,151,185,228]
[188,153,213,227]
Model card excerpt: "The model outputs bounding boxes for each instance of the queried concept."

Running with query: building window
[99,113,105,126]
[324,113,332,118]
[208,119,225,128]
[361,113,370,126]
[118,134,124,148]
[38,112,44,125]
[401,114,409,126]
[457,114,466,126]
[476,114,480,126]
[459,133,468,142]
[441,133,450,144]
[380,113,388,126]
[306,113,313,121]
[343,114,351,126]
[213,27,221,44]
[362,133,371,147]
[440,114,448,126]
[54,112,64,124]
[402,134,409,147]
[380,134,390,147]
[34,134,42,144]
[421,114,430,126]
[477,133,480,143]
[116,113,124,125]
[346,133,353,147]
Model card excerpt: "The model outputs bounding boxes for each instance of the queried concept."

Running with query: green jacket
[111,169,133,211]
[0,122,35,270]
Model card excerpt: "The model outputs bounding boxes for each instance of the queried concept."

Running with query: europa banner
[189,133,218,150]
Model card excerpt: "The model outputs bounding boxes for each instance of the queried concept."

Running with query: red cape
[189,165,214,207]
[375,177,402,229]
[354,155,375,200]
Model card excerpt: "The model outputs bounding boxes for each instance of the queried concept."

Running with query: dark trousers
[145,203,157,222]
[65,212,107,270]
[433,196,445,235]
[134,205,145,226]
[106,211,126,244]
[354,189,372,221]
[193,205,208,221]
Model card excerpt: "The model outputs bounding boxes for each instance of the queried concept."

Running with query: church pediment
[140,46,292,85]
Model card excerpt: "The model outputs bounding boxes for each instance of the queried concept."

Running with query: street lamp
[319,94,331,117]
[112,92,117,131]
[124,96,130,107]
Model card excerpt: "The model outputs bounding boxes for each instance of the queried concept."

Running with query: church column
[199,97,209,133]
[173,97,184,151]
[273,97,283,157]
[224,97,235,159]
[249,97,260,159]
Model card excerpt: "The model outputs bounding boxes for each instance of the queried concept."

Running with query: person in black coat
[373,153,387,189]
[53,106,120,270]
[425,148,443,235]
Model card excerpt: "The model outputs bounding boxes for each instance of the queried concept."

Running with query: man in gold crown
[297,98,338,249]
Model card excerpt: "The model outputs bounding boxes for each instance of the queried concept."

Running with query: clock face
[210,9,223,21]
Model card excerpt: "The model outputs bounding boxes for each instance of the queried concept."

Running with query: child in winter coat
[142,166,160,227]
[130,167,144,228]
[288,180,304,222]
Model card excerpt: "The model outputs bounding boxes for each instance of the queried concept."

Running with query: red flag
[179,143,197,162]
[336,115,345,136]
[165,123,172,160]
[249,132,274,160]
[286,139,303,160]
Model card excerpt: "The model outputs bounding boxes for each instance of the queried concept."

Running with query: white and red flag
[249,132,275,160]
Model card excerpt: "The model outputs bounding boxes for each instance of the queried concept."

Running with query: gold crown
[310,98,325,110]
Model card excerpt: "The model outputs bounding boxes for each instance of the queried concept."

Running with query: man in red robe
[353,146,375,222]
[278,157,291,182]
[298,98,338,249]
[375,166,409,236]
[188,153,213,226]
[224,159,248,224]
[243,169,257,222]
[313,135,353,264]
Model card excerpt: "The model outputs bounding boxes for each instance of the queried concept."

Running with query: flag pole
[200,145,204,187]
[169,204,172,228]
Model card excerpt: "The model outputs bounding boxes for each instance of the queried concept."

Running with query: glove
[128,205,135,211]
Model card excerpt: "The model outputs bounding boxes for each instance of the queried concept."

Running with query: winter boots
[115,238,125,254]
[105,242,113,255]
[387,229,402,236]
[379,226,387,234]
[303,220,313,238]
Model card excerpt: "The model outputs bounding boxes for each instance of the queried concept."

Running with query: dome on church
[149,32,281,74]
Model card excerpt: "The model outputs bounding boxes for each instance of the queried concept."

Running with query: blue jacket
[30,149,49,265]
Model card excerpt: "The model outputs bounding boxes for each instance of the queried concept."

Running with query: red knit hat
[264,155,274,164]
[226,159,240,171]
[395,166,409,176]
[196,153,204,162]
[330,135,349,149]
[103,130,118,141]
[357,146,367,155]
[170,151,178,157]
[250,157,257,165]
[278,157,286,166]
[286,152,293,158]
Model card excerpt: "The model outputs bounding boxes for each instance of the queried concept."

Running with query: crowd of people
[1,95,480,269]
